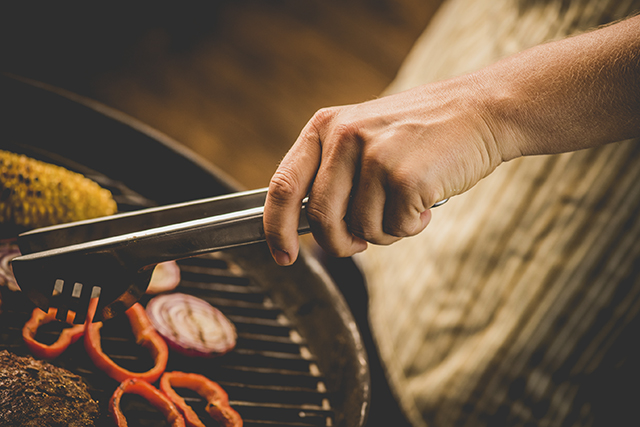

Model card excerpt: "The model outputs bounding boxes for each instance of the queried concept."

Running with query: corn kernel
[0,149,117,232]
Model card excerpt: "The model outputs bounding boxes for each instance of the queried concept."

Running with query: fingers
[382,192,432,239]
[265,99,446,265]
[382,168,435,238]
[347,163,433,245]
[305,122,368,258]
[347,162,401,246]
[264,116,324,266]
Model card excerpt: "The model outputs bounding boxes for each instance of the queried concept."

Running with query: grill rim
[0,72,371,427]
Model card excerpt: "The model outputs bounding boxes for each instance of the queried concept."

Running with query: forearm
[477,14,640,161]
[263,14,640,265]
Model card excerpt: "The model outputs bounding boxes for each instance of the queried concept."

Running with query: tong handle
[18,188,273,255]
[11,189,447,321]
[17,187,449,272]
[14,196,310,272]
[109,201,311,268]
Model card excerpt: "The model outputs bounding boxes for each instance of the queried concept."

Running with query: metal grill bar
[0,253,336,427]
[0,143,340,427]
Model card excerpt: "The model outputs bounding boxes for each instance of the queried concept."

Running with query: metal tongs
[11,188,447,324]
[11,188,305,323]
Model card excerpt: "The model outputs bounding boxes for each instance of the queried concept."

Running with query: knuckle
[347,225,367,242]
[382,219,415,238]
[305,201,334,229]
[262,222,286,242]
[268,171,302,204]
[310,107,338,130]
[331,122,361,142]
[305,203,358,258]
[348,219,385,244]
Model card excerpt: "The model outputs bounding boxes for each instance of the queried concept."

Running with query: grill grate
[0,252,336,427]
[0,145,336,426]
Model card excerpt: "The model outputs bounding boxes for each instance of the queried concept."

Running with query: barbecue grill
[0,73,370,427]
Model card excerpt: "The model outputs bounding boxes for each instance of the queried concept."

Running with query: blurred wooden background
[1,2,444,425]
[1,0,442,189]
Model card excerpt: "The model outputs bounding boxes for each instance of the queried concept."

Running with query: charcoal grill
[0,73,370,427]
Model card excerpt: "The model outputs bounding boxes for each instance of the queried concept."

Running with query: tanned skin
[263,15,640,266]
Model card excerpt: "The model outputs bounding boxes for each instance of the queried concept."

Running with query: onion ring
[0,238,21,291]
[146,261,181,294]
[146,293,236,358]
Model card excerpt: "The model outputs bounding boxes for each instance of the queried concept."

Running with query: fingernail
[273,249,291,265]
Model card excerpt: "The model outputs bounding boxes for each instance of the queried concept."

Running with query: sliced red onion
[145,261,181,294]
[146,293,236,358]
[0,238,21,291]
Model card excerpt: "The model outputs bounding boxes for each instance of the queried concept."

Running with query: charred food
[0,149,117,235]
[0,350,100,426]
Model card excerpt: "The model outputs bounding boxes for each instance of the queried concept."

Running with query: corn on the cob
[0,149,117,232]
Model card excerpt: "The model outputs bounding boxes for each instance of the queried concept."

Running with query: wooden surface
[1,3,443,426]
[2,0,442,189]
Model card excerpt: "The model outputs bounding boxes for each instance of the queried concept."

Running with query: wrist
[468,67,528,163]
[469,15,640,159]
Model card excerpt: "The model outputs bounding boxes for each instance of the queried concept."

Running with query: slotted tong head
[11,187,447,324]
[11,188,309,324]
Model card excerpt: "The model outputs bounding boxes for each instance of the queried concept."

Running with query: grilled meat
[0,350,99,426]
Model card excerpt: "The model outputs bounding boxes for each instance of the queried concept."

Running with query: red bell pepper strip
[160,371,243,427]
[84,298,168,383]
[22,306,85,359]
[110,378,185,427]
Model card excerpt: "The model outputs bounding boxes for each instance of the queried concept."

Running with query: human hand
[263,74,507,266]
[262,14,640,266]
